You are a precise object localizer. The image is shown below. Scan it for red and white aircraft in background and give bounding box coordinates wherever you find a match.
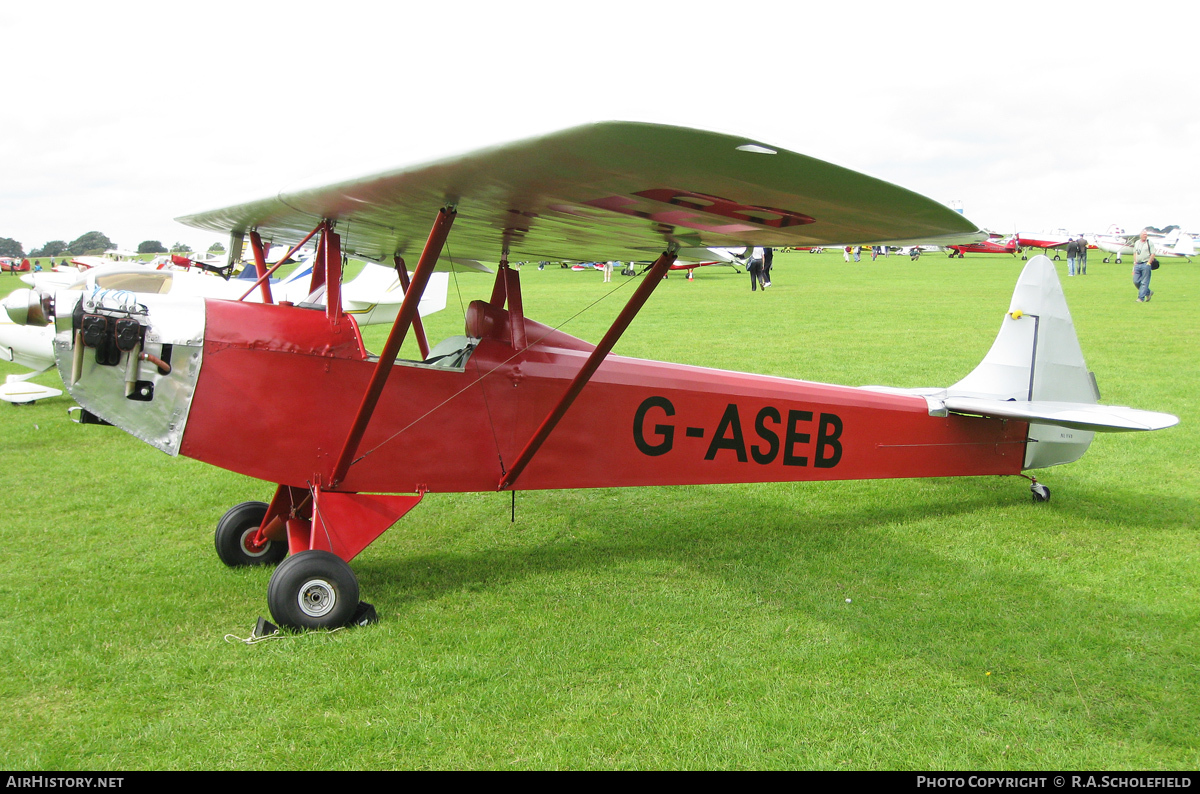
[5,123,1177,631]
[947,233,1019,257]
[1016,230,1076,260]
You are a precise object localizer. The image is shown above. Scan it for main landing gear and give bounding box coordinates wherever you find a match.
[214,488,423,631]
[214,501,288,567]
[214,501,367,631]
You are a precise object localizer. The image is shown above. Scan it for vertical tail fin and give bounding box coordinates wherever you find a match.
[948,255,1098,468]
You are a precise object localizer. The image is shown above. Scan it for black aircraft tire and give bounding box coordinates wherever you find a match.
[268,550,360,631]
[215,501,287,567]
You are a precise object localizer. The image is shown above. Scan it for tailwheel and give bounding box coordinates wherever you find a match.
[267,550,360,631]
[215,501,288,567]
[1030,481,1051,503]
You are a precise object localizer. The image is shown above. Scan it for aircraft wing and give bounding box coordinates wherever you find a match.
[942,397,1179,433]
[177,122,983,266]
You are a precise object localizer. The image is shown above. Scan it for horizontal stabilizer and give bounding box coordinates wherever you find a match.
[943,397,1179,433]
[0,377,62,404]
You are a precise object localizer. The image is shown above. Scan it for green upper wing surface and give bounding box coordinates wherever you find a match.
[177,122,981,266]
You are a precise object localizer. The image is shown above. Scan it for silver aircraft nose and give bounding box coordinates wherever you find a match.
[53,290,206,456]
[2,289,52,327]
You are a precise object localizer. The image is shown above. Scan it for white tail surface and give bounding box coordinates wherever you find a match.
[863,255,1178,470]
[950,256,1100,468]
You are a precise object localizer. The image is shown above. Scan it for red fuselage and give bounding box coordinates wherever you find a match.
[179,298,1027,494]
[948,238,1018,256]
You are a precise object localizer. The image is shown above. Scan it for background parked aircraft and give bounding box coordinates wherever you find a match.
[1,259,449,402]
[947,234,1018,257]
[1092,225,1196,263]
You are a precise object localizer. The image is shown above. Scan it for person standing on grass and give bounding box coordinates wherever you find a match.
[1066,237,1079,276]
[1078,236,1087,275]
[744,247,764,291]
[762,247,773,287]
[1132,230,1155,302]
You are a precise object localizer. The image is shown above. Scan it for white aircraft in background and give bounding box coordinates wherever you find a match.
[1092,225,1196,263]
[0,260,449,403]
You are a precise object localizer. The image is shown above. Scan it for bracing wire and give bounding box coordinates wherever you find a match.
[447,239,505,474]
[348,260,653,471]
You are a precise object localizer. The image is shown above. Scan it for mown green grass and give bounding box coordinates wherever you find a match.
[0,250,1194,769]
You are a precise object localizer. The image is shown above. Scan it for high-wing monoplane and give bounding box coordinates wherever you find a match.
[948,233,1019,257]
[8,123,1177,630]
[1092,226,1195,263]
[1017,230,1075,260]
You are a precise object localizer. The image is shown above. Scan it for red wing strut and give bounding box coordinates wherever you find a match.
[329,207,457,487]
[498,250,678,491]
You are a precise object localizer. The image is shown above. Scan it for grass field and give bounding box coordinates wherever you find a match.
[0,250,1195,770]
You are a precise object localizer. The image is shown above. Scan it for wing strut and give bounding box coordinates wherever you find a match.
[322,224,343,323]
[238,222,324,302]
[486,258,529,350]
[497,250,677,491]
[247,231,275,304]
[393,256,430,359]
[328,207,457,488]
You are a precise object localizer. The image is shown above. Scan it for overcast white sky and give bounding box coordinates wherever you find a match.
[3,0,1196,254]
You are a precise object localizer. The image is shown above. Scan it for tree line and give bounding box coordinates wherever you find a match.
[0,232,223,259]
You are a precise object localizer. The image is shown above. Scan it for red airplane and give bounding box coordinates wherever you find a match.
[9,123,1178,631]
[947,234,1019,257]
[1017,230,1074,260]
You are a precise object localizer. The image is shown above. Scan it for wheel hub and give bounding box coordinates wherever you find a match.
[239,528,271,557]
[297,578,337,617]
